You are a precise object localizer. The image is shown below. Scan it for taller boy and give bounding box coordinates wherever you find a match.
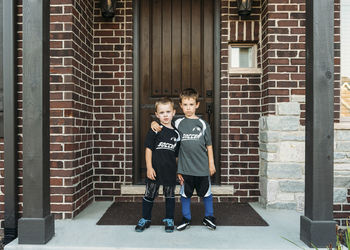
[152,88,217,230]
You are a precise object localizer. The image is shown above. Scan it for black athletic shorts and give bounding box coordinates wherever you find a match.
[144,178,175,200]
[179,175,212,198]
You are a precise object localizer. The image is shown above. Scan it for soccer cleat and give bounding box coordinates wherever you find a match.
[135,218,151,232]
[202,216,216,230]
[163,218,175,233]
[176,217,191,231]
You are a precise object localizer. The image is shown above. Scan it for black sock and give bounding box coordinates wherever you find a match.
[165,198,175,219]
[142,197,153,220]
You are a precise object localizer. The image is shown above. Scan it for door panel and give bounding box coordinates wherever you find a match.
[138,0,215,183]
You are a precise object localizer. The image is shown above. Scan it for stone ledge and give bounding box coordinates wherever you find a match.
[121,185,234,195]
[335,122,350,130]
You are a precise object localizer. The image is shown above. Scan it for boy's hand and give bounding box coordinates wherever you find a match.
[151,121,163,133]
[209,165,216,176]
[147,167,156,180]
[177,174,184,185]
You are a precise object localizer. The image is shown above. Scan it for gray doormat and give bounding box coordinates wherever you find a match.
[97,202,268,226]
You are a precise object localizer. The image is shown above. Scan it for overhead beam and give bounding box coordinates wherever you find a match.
[300,0,336,247]
[18,0,54,244]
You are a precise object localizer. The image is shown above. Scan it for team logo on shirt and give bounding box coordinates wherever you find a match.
[193,126,202,132]
[182,126,203,141]
[156,141,177,151]
[170,137,177,142]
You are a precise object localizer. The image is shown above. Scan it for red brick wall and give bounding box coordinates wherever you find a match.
[220,0,262,202]
[50,0,95,219]
[260,0,340,123]
[261,0,307,120]
[0,0,96,228]
[93,0,134,201]
[91,0,262,203]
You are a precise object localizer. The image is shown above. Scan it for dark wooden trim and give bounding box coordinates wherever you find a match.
[18,0,54,244]
[300,0,336,247]
[213,0,221,184]
[133,0,140,184]
[3,0,18,244]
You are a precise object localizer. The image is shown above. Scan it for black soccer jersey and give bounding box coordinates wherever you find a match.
[144,126,181,185]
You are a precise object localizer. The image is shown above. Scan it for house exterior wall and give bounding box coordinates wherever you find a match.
[0,0,346,230]
[221,0,262,202]
[50,0,95,219]
[259,102,350,226]
[93,0,134,202]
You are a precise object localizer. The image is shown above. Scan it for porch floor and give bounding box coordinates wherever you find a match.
[6,201,319,250]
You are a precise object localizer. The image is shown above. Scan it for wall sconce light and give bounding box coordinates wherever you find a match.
[101,0,117,18]
[236,0,252,16]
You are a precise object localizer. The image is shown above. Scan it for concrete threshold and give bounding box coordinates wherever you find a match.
[121,184,234,195]
[5,201,327,250]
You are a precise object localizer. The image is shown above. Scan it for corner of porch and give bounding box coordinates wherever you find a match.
[5,201,318,250]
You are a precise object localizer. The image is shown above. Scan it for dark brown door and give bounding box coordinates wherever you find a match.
[138,0,215,183]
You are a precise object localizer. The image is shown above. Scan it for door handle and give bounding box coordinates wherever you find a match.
[206,103,213,126]
[206,103,213,115]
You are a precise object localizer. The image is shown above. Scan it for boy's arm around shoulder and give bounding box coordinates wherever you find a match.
[207,145,216,176]
[151,121,162,133]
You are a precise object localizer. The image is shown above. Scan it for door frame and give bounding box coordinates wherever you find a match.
[133,0,221,184]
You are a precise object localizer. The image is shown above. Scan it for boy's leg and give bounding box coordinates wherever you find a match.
[136,179,159,232]
[179,175,194,220]
[163,185,176,232]
[163,185,176,219]
[203,194,214,217]
[142,180,160,220]
[196,176,216,230]
[177,175,194,231]
[195,176,213,216]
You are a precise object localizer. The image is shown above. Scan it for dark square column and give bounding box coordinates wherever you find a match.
[300,0,336,247]
[18,0,54,244]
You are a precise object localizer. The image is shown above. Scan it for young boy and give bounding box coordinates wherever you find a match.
[135,97,180,233]
[151,88,217,231]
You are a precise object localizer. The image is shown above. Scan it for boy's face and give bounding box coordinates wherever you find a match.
[155,103,176,126]
[180,97,199,118]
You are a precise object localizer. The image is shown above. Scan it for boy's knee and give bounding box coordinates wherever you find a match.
[180,187,194,198]
[144,181,158,201]
[181,192,193,198]
[196,184,211,197]
[163,186,175,198]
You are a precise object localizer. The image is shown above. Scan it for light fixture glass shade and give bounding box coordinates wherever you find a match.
[236,0,252,16]
[101,0,117,18]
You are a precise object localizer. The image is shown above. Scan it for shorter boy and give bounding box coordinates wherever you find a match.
[135,97,180,233]
[152,88,217,231]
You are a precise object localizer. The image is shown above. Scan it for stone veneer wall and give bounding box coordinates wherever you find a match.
[334,123,350,225]
[259,102,350,226]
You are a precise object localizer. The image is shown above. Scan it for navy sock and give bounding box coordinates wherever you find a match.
[181,196,191,220]
[142,197,153,220]
[203,194,214,217]
[165,198,175,219]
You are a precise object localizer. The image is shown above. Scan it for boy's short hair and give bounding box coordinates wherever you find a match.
[179,88,199,103]
[155,97,175,111]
